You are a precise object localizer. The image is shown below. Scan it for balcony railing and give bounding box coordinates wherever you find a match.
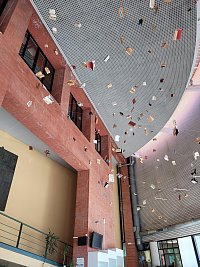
[0,212,73,266]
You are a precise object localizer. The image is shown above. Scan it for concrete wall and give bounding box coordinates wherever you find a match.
[150,242,160,267]
[0,130,77,244]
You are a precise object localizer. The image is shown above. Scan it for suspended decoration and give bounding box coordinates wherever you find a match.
[118,0,125,18]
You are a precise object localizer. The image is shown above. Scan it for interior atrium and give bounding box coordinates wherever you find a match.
[1,0,200,267]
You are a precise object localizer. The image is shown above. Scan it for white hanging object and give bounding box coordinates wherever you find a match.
[115,135,120,142]
[149,0,155,8]
[27,101,32,107]
[104,55,110,62]
[74,22,82,28]
[52,27,57,34]
[194,152,199,160]
[43,95,54,105]
[150,184,155,189]
[109,174,115,183]
[164,154,169,161]
[49,9,57,20]
[143,200,147,205]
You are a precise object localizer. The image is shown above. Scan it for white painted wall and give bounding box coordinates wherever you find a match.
[178,236,198,267]
[150,242,160,267]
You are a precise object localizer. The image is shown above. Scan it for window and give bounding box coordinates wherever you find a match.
[158,239,182,267]
[95,130,101,155]
[0,0,8,17]
[19,31,55,93]
[68,94,83,131]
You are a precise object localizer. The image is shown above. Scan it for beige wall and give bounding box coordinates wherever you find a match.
[0,130,77,245]
[112,158,122,249]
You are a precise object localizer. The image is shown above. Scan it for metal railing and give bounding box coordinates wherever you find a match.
[0,212,73,266]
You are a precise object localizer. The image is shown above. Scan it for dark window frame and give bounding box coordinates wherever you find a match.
[68,94,83,132]
[19,31,55,93]
[158,239,183,267]
[0,0,8,17]
[95,130,101,155]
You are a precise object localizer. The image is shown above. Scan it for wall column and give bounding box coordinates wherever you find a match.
[120,166,139,267]
[150,242,160,267]
[73,170,90,267]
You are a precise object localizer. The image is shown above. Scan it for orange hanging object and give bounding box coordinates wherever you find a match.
[118,5,125,18]
[83,60,95,71]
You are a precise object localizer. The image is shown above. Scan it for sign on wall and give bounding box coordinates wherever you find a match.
[76,257,84,267]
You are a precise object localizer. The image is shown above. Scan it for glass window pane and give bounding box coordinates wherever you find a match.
[23,36,37,69]
[19,32,28,56]
[174,248,179,254]
[34,51,46,74]
[71,99,77,123]
[163,241,167,249]
[175,254,182,267]
[76,107,82,130]
[0,0,8,16]
[42,61,54,92]
[172,239,178,247]
[158,242,162,249]
[167,240,173,248]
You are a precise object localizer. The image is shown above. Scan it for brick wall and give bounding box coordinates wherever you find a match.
[0,1,139,266]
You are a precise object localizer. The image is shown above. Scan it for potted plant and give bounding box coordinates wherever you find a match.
[43,229,59,265]
[63,244,73,267]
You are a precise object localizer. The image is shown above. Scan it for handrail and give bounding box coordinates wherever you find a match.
[0,212,72,247]
[0,212,73,265]
[0,212,47,236]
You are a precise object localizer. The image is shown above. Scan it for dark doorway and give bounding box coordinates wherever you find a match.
[0,147,18,211]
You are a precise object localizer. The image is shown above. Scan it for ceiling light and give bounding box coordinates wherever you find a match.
[104,182,109,188]
[137,206,141,211]
[77,102,83,107]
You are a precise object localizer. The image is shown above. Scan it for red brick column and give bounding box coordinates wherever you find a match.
[73,170,90,267]
[82,108,95,143]
[120,166,139,267]
[1,0,33,54]
[101,135,112,166]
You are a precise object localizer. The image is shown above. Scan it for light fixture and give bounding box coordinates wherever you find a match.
[104,182,109,188]
[43,95,54,105]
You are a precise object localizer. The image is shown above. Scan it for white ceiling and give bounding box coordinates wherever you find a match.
[135,86,200,232]
[32,0,197,157]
